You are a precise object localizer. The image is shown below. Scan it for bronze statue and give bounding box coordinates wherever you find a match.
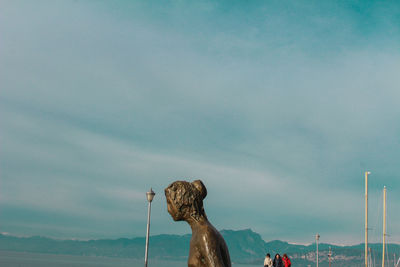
[165,180,231,267]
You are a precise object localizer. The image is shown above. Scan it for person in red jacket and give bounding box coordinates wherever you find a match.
[282,254,291,267]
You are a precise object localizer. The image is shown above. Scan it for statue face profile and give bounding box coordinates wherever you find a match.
[166,196,182,221]
[165,180,231,267]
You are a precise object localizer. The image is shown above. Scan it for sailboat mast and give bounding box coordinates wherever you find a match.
[365,171,370,267]
[382,186,387,267]
[328,246,332,267]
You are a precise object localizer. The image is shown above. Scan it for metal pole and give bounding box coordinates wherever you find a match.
[144,201,152,267]
[329,246,332,267]
[144,188,155,267]
[365,171,370,267]
[382,186,386,267]
[317,240,319,267]
[369,248,373,267]
[316,234,320,267]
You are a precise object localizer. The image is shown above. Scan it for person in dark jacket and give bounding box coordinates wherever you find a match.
[273,253,283,267]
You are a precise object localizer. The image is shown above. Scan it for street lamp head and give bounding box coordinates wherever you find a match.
[146,188,155,202]
[366,171,371,175]
[316,234,320,240]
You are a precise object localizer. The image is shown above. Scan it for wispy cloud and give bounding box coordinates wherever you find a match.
[1,0,399,243]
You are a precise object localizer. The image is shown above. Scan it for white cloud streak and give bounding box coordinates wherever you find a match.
[1,0,399,243]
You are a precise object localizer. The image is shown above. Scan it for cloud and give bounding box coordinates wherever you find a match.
[1,0,399,243]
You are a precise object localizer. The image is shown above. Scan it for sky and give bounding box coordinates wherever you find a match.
[1,0,399,245]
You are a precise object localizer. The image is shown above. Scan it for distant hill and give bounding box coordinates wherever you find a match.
[1,230,399,266]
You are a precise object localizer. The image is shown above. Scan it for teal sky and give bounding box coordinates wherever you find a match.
[1,0,399,244]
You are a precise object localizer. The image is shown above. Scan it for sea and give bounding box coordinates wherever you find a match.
[0,251,260,267]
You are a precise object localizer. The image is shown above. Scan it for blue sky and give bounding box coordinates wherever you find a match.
[1,0,399,244]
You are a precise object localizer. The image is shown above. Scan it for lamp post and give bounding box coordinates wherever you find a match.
[144,188,155,267]
[316,234,320,267]
[328,246,332,267]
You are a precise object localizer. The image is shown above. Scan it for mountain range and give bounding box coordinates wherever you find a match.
[1,229,399,266]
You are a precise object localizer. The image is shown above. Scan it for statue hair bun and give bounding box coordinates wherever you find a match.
[192,180,207,200]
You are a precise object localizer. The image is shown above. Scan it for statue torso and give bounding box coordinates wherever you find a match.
[187,222,231,267]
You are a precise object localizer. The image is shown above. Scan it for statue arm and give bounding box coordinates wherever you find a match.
[203,248,226,267]
[202,237,230,267]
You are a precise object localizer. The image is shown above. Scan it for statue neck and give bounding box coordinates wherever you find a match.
[186,214,209,230]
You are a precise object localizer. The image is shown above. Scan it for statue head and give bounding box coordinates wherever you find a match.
[164,180,207,222]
